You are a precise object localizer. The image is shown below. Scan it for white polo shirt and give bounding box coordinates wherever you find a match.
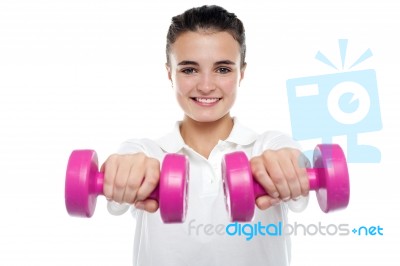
[108,118,308,266]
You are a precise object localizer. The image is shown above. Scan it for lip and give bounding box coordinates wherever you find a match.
[190,97,222,107]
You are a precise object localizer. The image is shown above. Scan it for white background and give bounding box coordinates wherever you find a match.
[1,0,399,265]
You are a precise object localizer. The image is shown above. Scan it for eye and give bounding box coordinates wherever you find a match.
[181,68,197,75]
[216,67,231,74]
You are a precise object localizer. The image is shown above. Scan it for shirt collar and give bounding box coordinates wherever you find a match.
[225,117,259,146]
[156,117,258,153]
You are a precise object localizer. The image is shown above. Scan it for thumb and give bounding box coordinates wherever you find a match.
[135,199,159,213]
[255,195,281,210]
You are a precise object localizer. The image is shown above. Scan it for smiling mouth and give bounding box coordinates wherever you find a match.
[190,97,222,104]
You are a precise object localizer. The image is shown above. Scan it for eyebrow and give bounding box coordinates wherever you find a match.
[177,60,236,66]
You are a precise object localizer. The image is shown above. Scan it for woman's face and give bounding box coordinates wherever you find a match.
[166,30,245,123]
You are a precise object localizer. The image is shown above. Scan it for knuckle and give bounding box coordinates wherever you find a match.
[126,180,139,191]
[119,154,134,165]
[301,180,310,192]
[276,147,299,158]
[107,153,134,167]
[285,170,297,182]
[270,172,285,185]
[103,176,114,187]
[106,153,119,163]
[146,157,160,169]
[134,152,147,162]
[262,150,274,160]
[290,149,303,162]
[145,175,159,188]
[302,177,310,187]
[250,157,261,169]
[280,193,291,200]
[254,169,267,180]
[285,176,296,185]
[114,198,123,204]
[114,178,126,190]
[276,148,287,154]
[103,190,112,199]
[263,149,274,156]
[113,153,144,167]
[291,190,301,198]
[291,148,302,156]
[267,165,279,178]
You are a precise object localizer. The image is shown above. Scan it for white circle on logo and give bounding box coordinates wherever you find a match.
[327,81,370,124]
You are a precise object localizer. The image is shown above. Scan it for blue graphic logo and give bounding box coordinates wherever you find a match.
[286,39,382,163]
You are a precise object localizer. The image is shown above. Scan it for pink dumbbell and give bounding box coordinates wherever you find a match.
[65,150,189,223]
[222,144,350,222]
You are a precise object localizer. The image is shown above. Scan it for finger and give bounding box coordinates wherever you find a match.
[103,155,118,200]
[123,161,145,204]
[263,153,291,201]
[136,158,160,201]
[293,152,310,197]
[255,195,281,210]
[250,158,279,199]
[278,152,302,199]
[135,199,159,213]
[112,158,134,203]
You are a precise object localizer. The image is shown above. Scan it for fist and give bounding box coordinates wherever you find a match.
[101,152,160,212]
[250,148,310,210]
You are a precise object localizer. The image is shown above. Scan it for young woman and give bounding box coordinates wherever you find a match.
[103,5,309,266]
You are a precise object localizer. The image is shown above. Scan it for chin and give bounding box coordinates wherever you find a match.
[189,113,230,123]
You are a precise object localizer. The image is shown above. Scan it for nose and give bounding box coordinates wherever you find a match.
[196,73,216,94]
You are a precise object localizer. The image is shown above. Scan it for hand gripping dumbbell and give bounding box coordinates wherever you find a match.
[222,144,350,222]
[65,150,189,223]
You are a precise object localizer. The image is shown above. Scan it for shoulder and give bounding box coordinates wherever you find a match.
[252,130,301,155]
[118,138,163,157]
[231,118,300,154]
[117,122,183,156]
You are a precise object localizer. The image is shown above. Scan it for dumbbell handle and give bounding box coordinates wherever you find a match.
[253,169,317,198]
[91,172,159,200]
[66,150,188,222]
[223,145,349,221]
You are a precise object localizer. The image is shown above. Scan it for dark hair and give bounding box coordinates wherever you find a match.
[166,5,246,67]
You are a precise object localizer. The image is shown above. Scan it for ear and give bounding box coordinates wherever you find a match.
[239,62,247,86]
[165,63,172,82]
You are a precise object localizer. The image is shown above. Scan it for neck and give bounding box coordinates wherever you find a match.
[180,114,234,159]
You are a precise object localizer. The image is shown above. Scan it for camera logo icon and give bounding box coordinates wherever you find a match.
[286,40,382,163]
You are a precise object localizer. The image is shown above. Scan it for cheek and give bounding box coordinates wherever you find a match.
[174,77,195,96]
[174,85,186,99]
[220,78,239,95]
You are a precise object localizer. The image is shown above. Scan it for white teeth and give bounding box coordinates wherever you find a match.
[195,97,220,103]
